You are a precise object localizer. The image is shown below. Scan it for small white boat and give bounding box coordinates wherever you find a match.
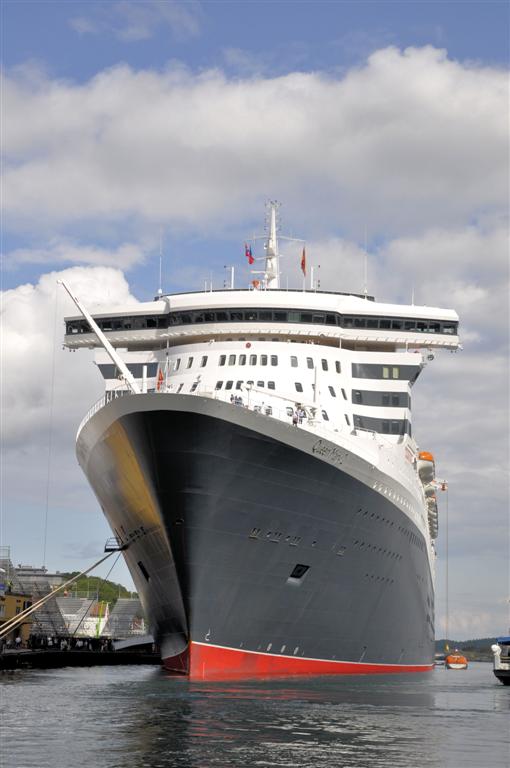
[491,638,510,685]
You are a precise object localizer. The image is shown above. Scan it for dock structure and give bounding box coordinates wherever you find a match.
[102,598,146,639]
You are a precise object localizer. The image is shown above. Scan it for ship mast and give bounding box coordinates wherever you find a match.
[264,201,280,290]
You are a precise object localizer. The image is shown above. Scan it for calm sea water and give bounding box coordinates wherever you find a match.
[1,662,508,768]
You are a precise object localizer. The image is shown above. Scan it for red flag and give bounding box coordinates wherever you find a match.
[157,368,164,391]
[300,246,306,276]
[245,243,254,265]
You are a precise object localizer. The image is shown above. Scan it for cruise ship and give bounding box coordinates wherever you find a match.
[63,204,460,679]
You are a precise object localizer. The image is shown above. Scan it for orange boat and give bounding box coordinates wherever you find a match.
[445,652,468,670]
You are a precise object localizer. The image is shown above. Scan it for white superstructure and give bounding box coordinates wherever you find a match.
[64,205,460,567]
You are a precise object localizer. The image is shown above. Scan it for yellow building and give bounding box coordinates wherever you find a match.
[0,590,33,647]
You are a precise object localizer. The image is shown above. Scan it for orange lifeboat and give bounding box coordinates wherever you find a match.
[418,451,435,483]
[445,652,468,670]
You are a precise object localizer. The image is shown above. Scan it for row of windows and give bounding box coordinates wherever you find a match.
[351,364,421,382]
[219,353,278,367]
[66,307,458,337]
[353,414,412,436]
[219,353,342,372]
[352,390,410,408]
[216,380,276,391]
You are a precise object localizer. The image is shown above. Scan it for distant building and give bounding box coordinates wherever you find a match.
[0,590,33,646]
[14,565,64,590]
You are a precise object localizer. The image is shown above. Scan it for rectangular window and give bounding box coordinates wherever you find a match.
[354,317,366,328]
[270,355,278,366]
[230,312,243,321]
[382,367,389,379]
[321,359,328,371]
[268,381,275,389]
[290,356,298,367]
[138,561,150,581]
[190,382,198,392]
[219,355,226,366]
[174,358,181,371]
[382,394,390,406]
[261,355,268,366]
[300,313,313,323]
[328,386,336,397]
[313,314,325,324]
[228,354,236,365]
[245,311,257,321]
[366,318,378,329]
[259,311,272,321]
[236,381,243,390]
[274,311,287,321]
[257,380,264,387]
[354,391,362,404]
[391,320,403,330]
[215,381,223,390]
[392,367,399,379]
[391,420,400,434]
[335,361,341,373]
[379,319,391,329]
[225,381,233,390]
[249,354,257,365]
[392,395,400,407]
[187,357,194,369]
[341,388,347,400]
[200,356,208,367]
[345,414,351,426]
[295,382,303,392]
[177,383,184,393]
[382,421,390,433]
[325,314,336,325]
[306,358,314,369]
[322,410,329,421]
[239,354,246,366]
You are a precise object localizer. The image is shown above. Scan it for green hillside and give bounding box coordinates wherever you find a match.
[58,572,137,607]
[435,638,498,661]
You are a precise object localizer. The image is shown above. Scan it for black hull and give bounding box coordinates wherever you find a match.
[77,395,434,677]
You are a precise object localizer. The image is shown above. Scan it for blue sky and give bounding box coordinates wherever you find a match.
[1,1,509,639]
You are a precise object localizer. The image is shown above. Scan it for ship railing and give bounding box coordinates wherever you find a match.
[78,383,400,467]
[77,387,133,436]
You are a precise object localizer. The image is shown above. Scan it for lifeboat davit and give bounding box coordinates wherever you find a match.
[418,451,435,483]
[445,652,468,670]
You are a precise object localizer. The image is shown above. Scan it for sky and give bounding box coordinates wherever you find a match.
[1,0,508,640]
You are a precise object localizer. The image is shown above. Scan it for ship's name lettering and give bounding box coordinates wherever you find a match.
[312,440,344,465]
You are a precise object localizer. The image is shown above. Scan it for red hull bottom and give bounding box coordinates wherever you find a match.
[163,641,434,680]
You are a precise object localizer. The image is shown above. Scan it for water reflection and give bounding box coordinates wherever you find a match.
[2,664,508,768]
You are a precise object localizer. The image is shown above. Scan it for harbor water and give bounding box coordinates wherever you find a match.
[1,662,508,767]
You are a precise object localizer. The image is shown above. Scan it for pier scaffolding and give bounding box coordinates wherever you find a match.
[102,598,146,640]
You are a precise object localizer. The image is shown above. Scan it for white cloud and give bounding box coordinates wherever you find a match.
[3,46,507,237]
[69,1,202,43]
[5,239,146,270]
[1,266,139,582]
[1,266,137,447]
